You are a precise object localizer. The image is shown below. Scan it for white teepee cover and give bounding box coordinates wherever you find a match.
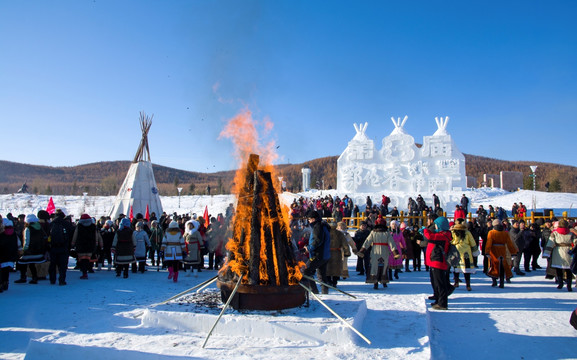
[108,113,163,220]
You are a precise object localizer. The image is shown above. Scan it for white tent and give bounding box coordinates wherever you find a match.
[108,112,163,220]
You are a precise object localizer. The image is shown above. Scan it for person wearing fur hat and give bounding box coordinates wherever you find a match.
[485,219,518,288]
[423,217,453,310]
[357,217,399,289]
[543,219,576,291]
[161,221,185,282]
[182,220,203,277]
[451,221,478,291]
[132,222,151,273]
[112,218,136,279]
[71,214,103,279]
[0,218,22,292]
[15,214,49,284]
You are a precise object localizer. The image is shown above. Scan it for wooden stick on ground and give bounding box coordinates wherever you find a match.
[299,282,371,345]
[202,273,244,348]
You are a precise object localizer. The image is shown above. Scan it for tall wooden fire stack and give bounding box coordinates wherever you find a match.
[217,154,306,310]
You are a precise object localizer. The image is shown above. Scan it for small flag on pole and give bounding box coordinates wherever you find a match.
[203,205,209,226]
[46,197,55,214]
[145,204,150,222]
[129,205,134,221]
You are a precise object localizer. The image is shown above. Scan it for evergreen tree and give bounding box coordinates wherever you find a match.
[549,178,562,192]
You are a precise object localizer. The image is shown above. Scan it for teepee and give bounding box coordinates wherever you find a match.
[109,112,163,220]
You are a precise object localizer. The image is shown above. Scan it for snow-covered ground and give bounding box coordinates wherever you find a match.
[1,188,577,359]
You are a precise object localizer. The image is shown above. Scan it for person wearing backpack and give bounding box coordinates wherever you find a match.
[423,216,452,310]
[301,210,331,294]
[48,209,73,285]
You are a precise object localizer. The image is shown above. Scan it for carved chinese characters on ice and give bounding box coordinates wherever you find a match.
[337,116,467,194]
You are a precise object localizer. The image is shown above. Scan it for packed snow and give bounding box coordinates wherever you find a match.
[1,188,576,360]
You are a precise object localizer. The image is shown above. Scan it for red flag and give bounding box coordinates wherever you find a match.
[145,204,150,222]
[46,197,55,214]
[129,205,134,221]
[203,205,209,226]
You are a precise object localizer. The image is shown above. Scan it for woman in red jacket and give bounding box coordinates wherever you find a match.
[424,217,452,310]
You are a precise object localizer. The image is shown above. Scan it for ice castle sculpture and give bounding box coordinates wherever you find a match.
[337,116,466,194]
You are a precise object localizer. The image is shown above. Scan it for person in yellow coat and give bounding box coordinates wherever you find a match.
[485,219,518,288]
[451,222,478,291]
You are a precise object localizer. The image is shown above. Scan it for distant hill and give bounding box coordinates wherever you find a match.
[1,154,576,195]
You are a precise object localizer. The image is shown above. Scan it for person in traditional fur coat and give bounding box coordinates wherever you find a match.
[0,218,22,292]
[543,219,576,291]
[15,214,48,284]
[183,220,203,277]
[337,221,356,279]
[71,214,103,280]
[451,222,477,291]
[161,221,185,282]
[358,217,399,289]
[325,223,351,288]
[132,222,150,273]
[485,219,518,288]
[111,218,135,279]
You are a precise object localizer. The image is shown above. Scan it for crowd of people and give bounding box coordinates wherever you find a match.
[1,195,576,313]
[0,205,235,291]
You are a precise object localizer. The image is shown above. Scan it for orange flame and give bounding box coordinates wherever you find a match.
[218,108,302,285]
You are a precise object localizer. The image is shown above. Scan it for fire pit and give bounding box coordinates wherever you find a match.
[218,154,306,310]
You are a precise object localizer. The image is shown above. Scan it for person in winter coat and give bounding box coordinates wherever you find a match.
[388,220,406,281]
[111,218,136,279]
[15,214,48,284]
[99,220,115,271]
[523,223,541,272]
[454,206,466,221]
[358,217,399,289]
[411,225,426,271]
[48,209,74,285]
[460,194,469,214]
[325,223,351,288]
[0,218,22,292]
[509,220,526,276]
[541,219,556,279]
[161,221,185,282]
[183,220,203,277]
[207,218,226,270]
[71,214,103,280]
[132,222,151,273]
[337,221,356,279]
[302,210,331,294]
[148,220,164,268]
[451,222,477,291]
[485,219,518,288]
[543,219,576,291]
[423,217,452,310]
[353,221,371,276]
[401,222,414,272]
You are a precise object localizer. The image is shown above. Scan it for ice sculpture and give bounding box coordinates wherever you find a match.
[337,116,467,194]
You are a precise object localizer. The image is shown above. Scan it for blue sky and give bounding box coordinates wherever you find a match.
[1,1,576,173]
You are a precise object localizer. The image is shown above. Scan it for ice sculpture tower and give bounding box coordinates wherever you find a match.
[337,116,466,194]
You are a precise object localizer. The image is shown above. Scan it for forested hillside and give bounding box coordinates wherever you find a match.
[1,153,576,195]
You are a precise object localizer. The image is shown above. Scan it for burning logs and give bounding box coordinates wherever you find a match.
[218,154,305,310]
